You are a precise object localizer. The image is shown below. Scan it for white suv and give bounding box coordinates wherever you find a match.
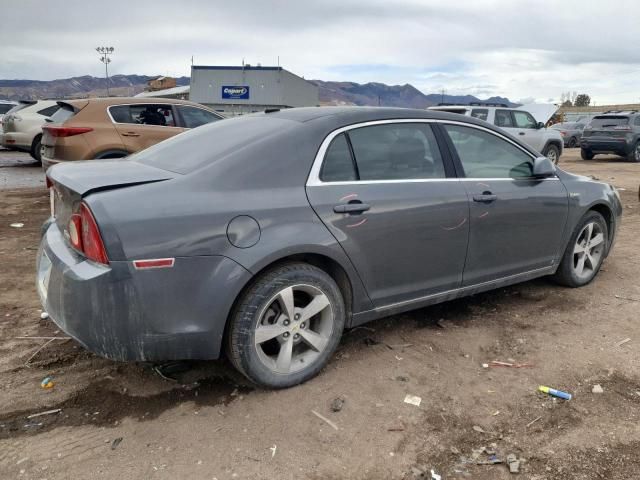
[1,100,60,162]
[429,104,563,164]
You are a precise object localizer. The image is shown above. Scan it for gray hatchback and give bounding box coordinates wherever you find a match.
[38,107,622,388]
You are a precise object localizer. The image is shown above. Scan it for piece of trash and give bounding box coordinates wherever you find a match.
[404,394,421,407]
[10,223,24,228]
[431,469,442,480]
[311,410,339,430]
[27,408,61,419]
[526,416,542,428]
[538,385,572,400]
[450,446,460,455]
[615,337,631,347]
[40,376,54,389]
[40,312,49,320]
[395,355,403,361]
[482,363,489,368]
[330,396,345,412]
[492,410,500,416]
[489,360,533,368]
[592,384,604,394]
[111,437,123,450]
[269,444,277,458]
[506,453,520,473]
[472,425,485,433]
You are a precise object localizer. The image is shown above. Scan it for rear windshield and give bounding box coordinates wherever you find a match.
[590,116,629,128]
[0,104,15,115]
[50,104,76,124]
[133,115,296,174]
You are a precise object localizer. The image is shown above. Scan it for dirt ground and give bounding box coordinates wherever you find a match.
[1,149,639,480]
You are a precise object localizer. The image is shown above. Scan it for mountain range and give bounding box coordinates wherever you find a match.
[0,74,516,108]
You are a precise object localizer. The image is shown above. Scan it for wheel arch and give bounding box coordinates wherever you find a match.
[543,138,563,153]
[587,202,614,246]
[94,149,130,159]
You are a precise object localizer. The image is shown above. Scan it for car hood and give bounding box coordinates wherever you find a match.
[519,103,559,124]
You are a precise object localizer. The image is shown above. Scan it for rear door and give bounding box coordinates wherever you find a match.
[110,103,185,152]
[441,123,568,285]
[306,120,470,308]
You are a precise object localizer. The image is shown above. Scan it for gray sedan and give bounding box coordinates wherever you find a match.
[552,122,586,148]
[38,107,622,388]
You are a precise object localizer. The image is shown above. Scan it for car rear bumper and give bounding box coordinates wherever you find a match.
[1,132,32,150]
[581,138,632,154]
[37,221,252,361]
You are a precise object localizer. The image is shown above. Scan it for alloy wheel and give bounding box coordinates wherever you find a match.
[546,148,558,164]
[572,222,605,280]
[635,143,640,162]
[254,284,334,375]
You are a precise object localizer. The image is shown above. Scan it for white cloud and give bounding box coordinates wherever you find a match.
[1,0,639,103]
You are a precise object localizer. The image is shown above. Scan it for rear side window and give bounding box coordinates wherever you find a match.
[177,106,221,128]
[50,105,75,124]
[37,105,59,117]
[320,134,356,182]
[513,111,537,128]
[494,110,514,127]
[590,116,629,128]
[0,104,14,114]
[347,123,446,180]
[471,109,488,121]
[444,124,533,179]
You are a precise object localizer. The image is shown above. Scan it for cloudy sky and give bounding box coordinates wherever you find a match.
[2,0,639,104]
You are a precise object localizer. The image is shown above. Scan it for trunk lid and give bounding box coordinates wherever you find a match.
[47,159,176,231]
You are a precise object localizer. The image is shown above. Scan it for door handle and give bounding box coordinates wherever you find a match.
[518,132,525,135]
[473,194,497,203]
[333,202,371,214]
[121,132,141,137]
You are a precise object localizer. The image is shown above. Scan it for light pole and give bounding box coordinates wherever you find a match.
[96,46,114,96]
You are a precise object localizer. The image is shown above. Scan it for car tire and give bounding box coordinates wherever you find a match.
[626,141,640,163]
[226,262,345,389]
[568,137,577,148]
[543,144,560,164]
[581,148,594,160]
[553,211,608,288]
[30,135,42,163]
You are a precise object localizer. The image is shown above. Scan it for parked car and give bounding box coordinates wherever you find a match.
[581,111,640,162]
[41,97,224,170]
[0,100,18,147]
[428,104,564,164]
[38,107,621,388]
[1,100,60,161]
[551,122,586,148]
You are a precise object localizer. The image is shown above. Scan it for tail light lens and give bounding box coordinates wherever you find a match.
[44,126,93,137]
[67,202,109,264]
[560,131,566,136]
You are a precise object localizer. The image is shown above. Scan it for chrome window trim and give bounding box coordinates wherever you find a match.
[106,103,220,128]
[306,118,556,186]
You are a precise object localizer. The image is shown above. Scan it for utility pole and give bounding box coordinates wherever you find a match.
[441,89,446,104]
[96,46,114,96]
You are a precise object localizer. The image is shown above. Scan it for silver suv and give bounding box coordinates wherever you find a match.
[429,104,564,163]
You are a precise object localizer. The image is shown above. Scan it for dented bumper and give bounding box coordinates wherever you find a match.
[36,221,252,361]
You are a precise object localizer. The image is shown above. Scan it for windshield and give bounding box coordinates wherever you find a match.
[590,116,629,128]
[133,114,297,174]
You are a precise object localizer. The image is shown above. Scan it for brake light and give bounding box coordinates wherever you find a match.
[44,126,93,138]
[67,203,108,264]
[560,131,567,136]
[45,175,53,189]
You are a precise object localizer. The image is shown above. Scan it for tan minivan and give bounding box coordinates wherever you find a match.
[41,97,224,169]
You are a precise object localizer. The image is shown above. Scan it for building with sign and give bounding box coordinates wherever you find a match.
[189,65,319,116]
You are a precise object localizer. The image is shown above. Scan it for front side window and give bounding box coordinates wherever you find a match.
[444,124,533,179]
[513,111,537,129]
[494,109,514,127]
[347,123,446,180]
[177,106,221,128]
[471,109,488,121]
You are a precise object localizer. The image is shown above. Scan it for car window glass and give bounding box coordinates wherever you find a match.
[444,124,533,179]
[0,104,14,114]
[590,116,628,128]
[494,110,514,127]
[50,105,75,123]
[129,104,176,127]
[513,111,537,128]
[37,105,59,117]
[348,123,445,180]
[177,106,221,128]
[320,134,357,182]
[470,109,488,121]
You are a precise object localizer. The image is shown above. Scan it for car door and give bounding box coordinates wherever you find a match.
[110,103,185,152]
[440,123,568,286]
[512,110,545,152]
[306,120,470,308]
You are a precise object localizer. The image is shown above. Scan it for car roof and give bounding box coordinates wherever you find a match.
[62,97,202,108]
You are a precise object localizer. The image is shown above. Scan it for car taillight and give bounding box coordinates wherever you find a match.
[45,175,53,189]
[44,126,93,137]
[67,203,109,264]
[560,131,566,136]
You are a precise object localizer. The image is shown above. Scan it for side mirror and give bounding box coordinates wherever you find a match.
[536,121,545,129]
[533,156,556,178]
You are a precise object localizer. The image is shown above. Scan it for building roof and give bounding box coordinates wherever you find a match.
[192,65,283,71]
[135,86,190,98]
